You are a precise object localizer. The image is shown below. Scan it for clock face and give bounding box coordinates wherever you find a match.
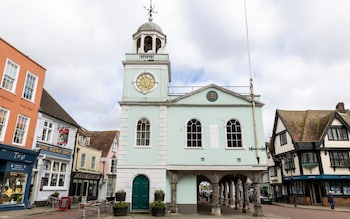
[136,72,156,92]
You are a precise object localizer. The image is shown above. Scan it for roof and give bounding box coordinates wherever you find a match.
[137,21,163,33]
[277,109,340,142]
[40,89,80,127]
[84,130,119,157]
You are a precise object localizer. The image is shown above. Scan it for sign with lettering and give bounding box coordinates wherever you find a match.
[73,172,101,180]
[0,144,38,164]
[5,161,32,172]
[36,143,72,159]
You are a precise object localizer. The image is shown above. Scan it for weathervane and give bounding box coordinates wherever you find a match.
[144,0,157,21]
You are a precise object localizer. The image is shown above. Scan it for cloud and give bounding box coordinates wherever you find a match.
[1,0,350,139]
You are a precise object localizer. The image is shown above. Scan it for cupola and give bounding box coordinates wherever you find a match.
[132,3,166,54]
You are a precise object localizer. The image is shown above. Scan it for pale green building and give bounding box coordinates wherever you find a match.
[116,13,267,216]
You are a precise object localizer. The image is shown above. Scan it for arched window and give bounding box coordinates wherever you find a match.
[136,118,150,146]
[226,119,242,147]
[187,119,202,147]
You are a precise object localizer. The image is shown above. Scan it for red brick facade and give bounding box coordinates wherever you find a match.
[0,38,46,149]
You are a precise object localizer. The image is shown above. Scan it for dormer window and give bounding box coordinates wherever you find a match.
[327,126,348,141]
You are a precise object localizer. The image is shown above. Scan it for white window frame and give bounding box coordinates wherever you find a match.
[0,107,10,141]
[136,118,151,147]
[22,71,38,102]
[226,119,243,148]
[41,120,53,143]
[43,160,67,188]
[13,114,29,145]
[1,59,20,93]
[186,119,202,148]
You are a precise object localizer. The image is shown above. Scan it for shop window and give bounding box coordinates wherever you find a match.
[59,175,65,187]
[0,172,27,205]
[43,173,49,186]
[326,181,350,195]
[50,174,58,186]
[42,160,67,188]
[294,181,304,194]
[343,186,350,195]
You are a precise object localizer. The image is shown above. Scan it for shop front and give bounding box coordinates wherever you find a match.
[0,144,39,211]
[69,172,101,201]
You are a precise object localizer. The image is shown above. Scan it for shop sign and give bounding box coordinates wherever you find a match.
[6,161,31,172]
[73,172,100,180]
[36,143,72,159]
[58,128,69,145]
[0,146,37,163]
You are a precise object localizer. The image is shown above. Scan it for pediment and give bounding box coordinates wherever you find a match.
[170,84,263,106]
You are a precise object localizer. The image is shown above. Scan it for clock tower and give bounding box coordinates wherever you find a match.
[121,9,170,102]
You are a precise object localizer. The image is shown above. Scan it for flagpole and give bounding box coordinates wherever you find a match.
[244,1,260,164]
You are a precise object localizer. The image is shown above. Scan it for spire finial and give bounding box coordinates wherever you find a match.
[144,0,157,22]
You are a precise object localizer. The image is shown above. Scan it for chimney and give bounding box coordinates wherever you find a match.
[336,102,346,113]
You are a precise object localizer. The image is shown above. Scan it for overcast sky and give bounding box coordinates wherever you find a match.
[2,0,350,140]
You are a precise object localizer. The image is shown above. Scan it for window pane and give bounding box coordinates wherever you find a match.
[23,72,37,101]
[0,108,9,140]
[13,115,29,145]
[136,119,150,146]
[58,175,65,186]
[226,119,242,148]
[1,60,19,92]
[50,174,58,186]
[61,163,67,172]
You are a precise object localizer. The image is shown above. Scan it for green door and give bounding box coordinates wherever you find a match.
[132,175,149,210]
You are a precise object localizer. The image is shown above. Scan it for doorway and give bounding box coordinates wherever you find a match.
[310,183,321,205]
[132,175,149,211]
